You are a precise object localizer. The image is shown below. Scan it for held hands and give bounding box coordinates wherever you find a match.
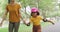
[23,19,30,26]
[26,23,30,26]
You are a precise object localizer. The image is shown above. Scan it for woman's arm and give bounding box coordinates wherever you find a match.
[1,5,9,23]
[0,11,8,26]
[18,6,26,24]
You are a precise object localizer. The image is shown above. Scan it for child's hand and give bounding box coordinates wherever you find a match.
[26,23,30,26]
[23,19,30,26]
[51,22,55,25]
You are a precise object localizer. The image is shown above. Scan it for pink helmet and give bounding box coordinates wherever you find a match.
[31,7,38,12]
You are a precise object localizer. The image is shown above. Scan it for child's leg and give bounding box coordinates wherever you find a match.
[37,26,41,32]
[14,22,20,32]
[33,25,38,32]
[33,27,37,32]
[37,29,41,32]
[9,22,14,32]
[33,25,41,32]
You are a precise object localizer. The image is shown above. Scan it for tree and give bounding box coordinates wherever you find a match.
[8,0,10,3]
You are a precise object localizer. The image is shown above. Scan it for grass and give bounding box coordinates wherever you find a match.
[0,22,51,32]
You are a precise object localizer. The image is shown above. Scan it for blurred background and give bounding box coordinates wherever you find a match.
[0,0,60,32]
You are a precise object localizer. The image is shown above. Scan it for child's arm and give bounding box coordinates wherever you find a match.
[43,18,54,25]
[47,20,54,25]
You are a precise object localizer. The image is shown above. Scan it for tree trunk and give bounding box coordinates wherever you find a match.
[8,0,10,3]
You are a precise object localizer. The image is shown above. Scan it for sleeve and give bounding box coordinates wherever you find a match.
[17,4,21,16]
[39,16,47,22]
[39,16,43,20]
[18,4,21,9]
[6,5,9,12]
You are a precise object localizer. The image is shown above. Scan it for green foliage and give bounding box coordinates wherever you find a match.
[0,0,59,17]
[0,0,8,16]
[0,22,51,32]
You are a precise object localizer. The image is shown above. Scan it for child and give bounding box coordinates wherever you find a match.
[24,7,54,32]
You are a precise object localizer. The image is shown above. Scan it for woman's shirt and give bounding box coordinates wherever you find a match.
[6,3,21,22]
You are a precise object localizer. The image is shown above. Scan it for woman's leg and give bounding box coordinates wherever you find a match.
[9,22,14,32]
[14,22,20,32]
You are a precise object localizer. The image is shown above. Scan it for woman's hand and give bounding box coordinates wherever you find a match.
[0,21,3,27]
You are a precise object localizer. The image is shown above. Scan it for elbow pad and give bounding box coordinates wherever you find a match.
[43,19,47,22]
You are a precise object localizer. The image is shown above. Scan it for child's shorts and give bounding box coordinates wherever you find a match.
[33,25,41,32]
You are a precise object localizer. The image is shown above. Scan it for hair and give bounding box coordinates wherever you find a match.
[10,0,15,2]
[31,12,40,16]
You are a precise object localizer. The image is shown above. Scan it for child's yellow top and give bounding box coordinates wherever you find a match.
[30,16,43,25]
[6,3,21,22]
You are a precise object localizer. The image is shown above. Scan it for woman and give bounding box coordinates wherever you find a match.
[0,0,23,32]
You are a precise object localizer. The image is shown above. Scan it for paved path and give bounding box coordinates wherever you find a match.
[42,21,60,32]
[0,17,60,32]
